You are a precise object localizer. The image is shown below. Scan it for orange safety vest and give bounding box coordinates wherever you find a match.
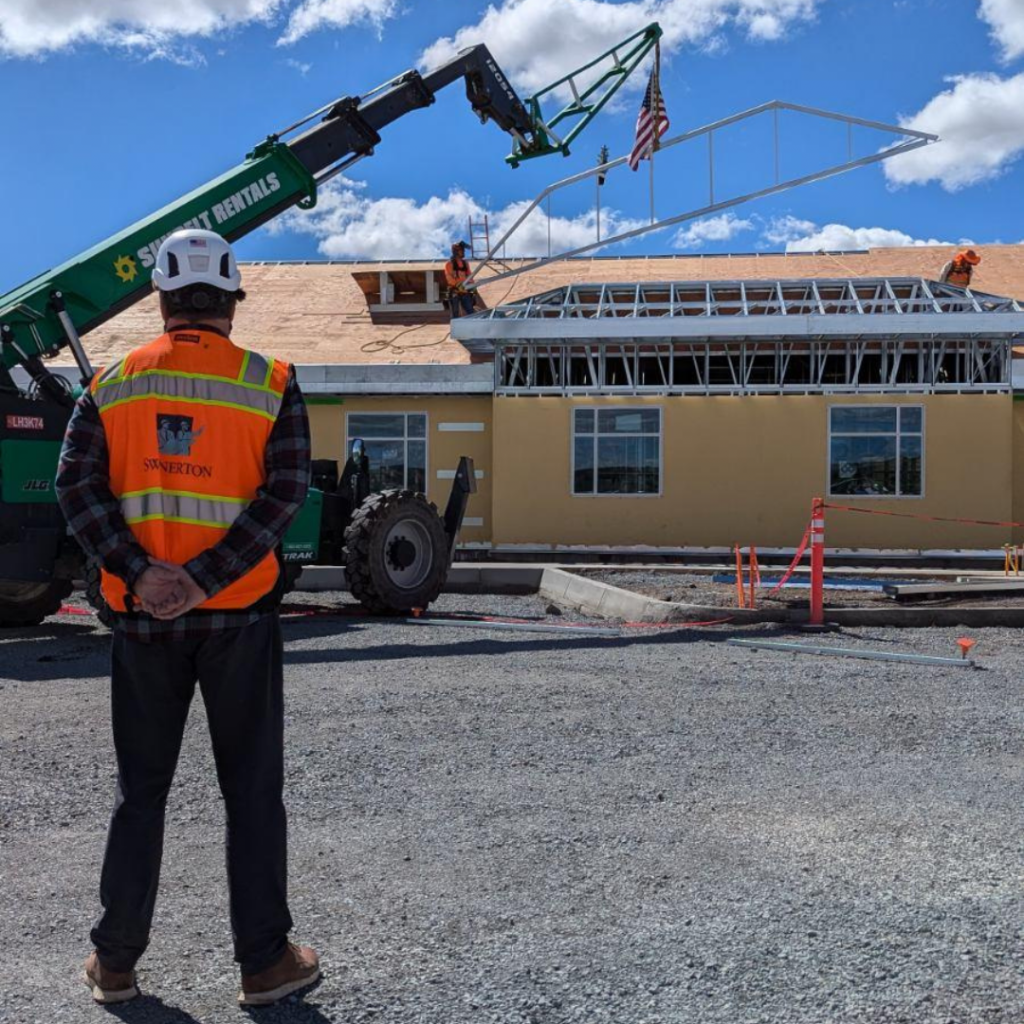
[90,329,291,613]
[444,257,470,290]
[945,259,973,287]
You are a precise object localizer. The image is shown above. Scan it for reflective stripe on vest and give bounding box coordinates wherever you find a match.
[239,349,273,388]
[93,368,280,421]
[120,488,248,529]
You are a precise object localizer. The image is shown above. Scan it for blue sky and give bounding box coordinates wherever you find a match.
[3,0,1024,294]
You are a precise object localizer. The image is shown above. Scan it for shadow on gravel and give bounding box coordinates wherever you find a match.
[102,993,202,1023]
[0,621,97,640]
[278,616,965,668]
[279,621,767,666]
[241,1007,338,1023]
[238,978,337,1023]
[97,990,338,1023]
[2,622,110,682]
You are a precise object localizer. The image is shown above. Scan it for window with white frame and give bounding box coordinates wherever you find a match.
[573,407,661,496]
[346,413,427,494]
[829,405,923,498]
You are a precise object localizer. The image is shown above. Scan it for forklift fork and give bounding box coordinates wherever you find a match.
[443,456,477,565]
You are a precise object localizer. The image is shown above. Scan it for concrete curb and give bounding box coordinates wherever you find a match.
[536,568,770,623]
[537,568,778,623]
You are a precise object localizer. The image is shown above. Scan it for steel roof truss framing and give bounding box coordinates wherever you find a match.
[493,337,1010,396]
[456,278,1024,344]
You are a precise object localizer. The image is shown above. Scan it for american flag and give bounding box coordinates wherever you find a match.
[628,53,669,171]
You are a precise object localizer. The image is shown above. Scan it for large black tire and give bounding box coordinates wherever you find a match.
[84,559,116,628]
[0,579,72,627]
[344,489,449,615]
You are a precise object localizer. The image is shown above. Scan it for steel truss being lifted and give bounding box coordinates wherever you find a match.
[467,101,938,286]
[447,278,1024,397]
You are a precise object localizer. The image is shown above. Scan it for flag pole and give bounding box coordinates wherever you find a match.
[649,41,661,224]
[649,146,655,224]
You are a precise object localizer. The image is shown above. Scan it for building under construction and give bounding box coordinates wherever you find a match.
[82,243,1024,556]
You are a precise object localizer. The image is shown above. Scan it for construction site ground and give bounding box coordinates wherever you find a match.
[578,568,1024,610]
[1,591,1020,1024]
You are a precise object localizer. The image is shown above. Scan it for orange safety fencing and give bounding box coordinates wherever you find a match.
[806,498,1024,625]
[822,503,1024,529]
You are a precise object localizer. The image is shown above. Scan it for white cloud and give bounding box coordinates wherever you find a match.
[764,216,948,252]
[284,57,311,74]
[490,199,648,256]
[419,0,821,97]
[761,214,816,245]
[0,0,284,59]
[0,0,819,65]
[884,72,1024,191]
[269,176,646,259]
[672,212,754,249]
[277,0,396,46]
[979,0,1024,62]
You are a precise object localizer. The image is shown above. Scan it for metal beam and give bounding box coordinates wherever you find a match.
[726,639,973,668]
[466,101,938,288]
[458,312,1024,341]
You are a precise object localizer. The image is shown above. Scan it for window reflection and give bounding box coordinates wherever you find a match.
[347,413,428,494]
[829,406,923,498]
[574,408,661,495]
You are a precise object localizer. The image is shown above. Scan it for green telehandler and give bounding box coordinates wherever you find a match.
[0,24,661,625]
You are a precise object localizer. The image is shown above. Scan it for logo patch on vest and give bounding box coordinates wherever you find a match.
[157,414,204,457]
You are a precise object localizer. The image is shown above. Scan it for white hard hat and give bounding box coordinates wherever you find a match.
[152,229,242,293]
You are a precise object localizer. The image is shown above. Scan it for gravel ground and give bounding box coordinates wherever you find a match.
[1,590,1021,1024]
[580,569,1024,610]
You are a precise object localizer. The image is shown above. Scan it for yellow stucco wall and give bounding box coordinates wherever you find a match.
[306,396,492,545]
[491,394,1014,550]
[1012,399,1024,545]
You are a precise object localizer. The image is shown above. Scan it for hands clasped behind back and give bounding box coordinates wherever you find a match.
[134,561,208,619]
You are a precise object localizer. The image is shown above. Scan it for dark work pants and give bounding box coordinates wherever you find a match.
[91,615,292,976]
[448,292,474,318]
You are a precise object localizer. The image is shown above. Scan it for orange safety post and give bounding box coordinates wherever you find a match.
[809,497,825,626]
[956,637,977,660]
[747,546,757,609]
[734,544,746,608]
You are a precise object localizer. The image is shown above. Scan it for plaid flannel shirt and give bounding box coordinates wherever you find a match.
[56,364,310,641]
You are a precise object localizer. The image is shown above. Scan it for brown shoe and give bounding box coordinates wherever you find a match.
[238,943,320,1006]
[82,951,138,1004]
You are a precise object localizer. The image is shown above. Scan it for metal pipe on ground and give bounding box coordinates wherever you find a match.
[727,638,975,668]
[403,617,622,637]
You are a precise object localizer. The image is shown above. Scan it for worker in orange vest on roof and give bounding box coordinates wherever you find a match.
[444,240,476,318]
[939,248,981,288]
[56,229,320,1009]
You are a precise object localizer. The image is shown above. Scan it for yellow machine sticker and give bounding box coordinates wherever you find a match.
[113,255,139,283]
